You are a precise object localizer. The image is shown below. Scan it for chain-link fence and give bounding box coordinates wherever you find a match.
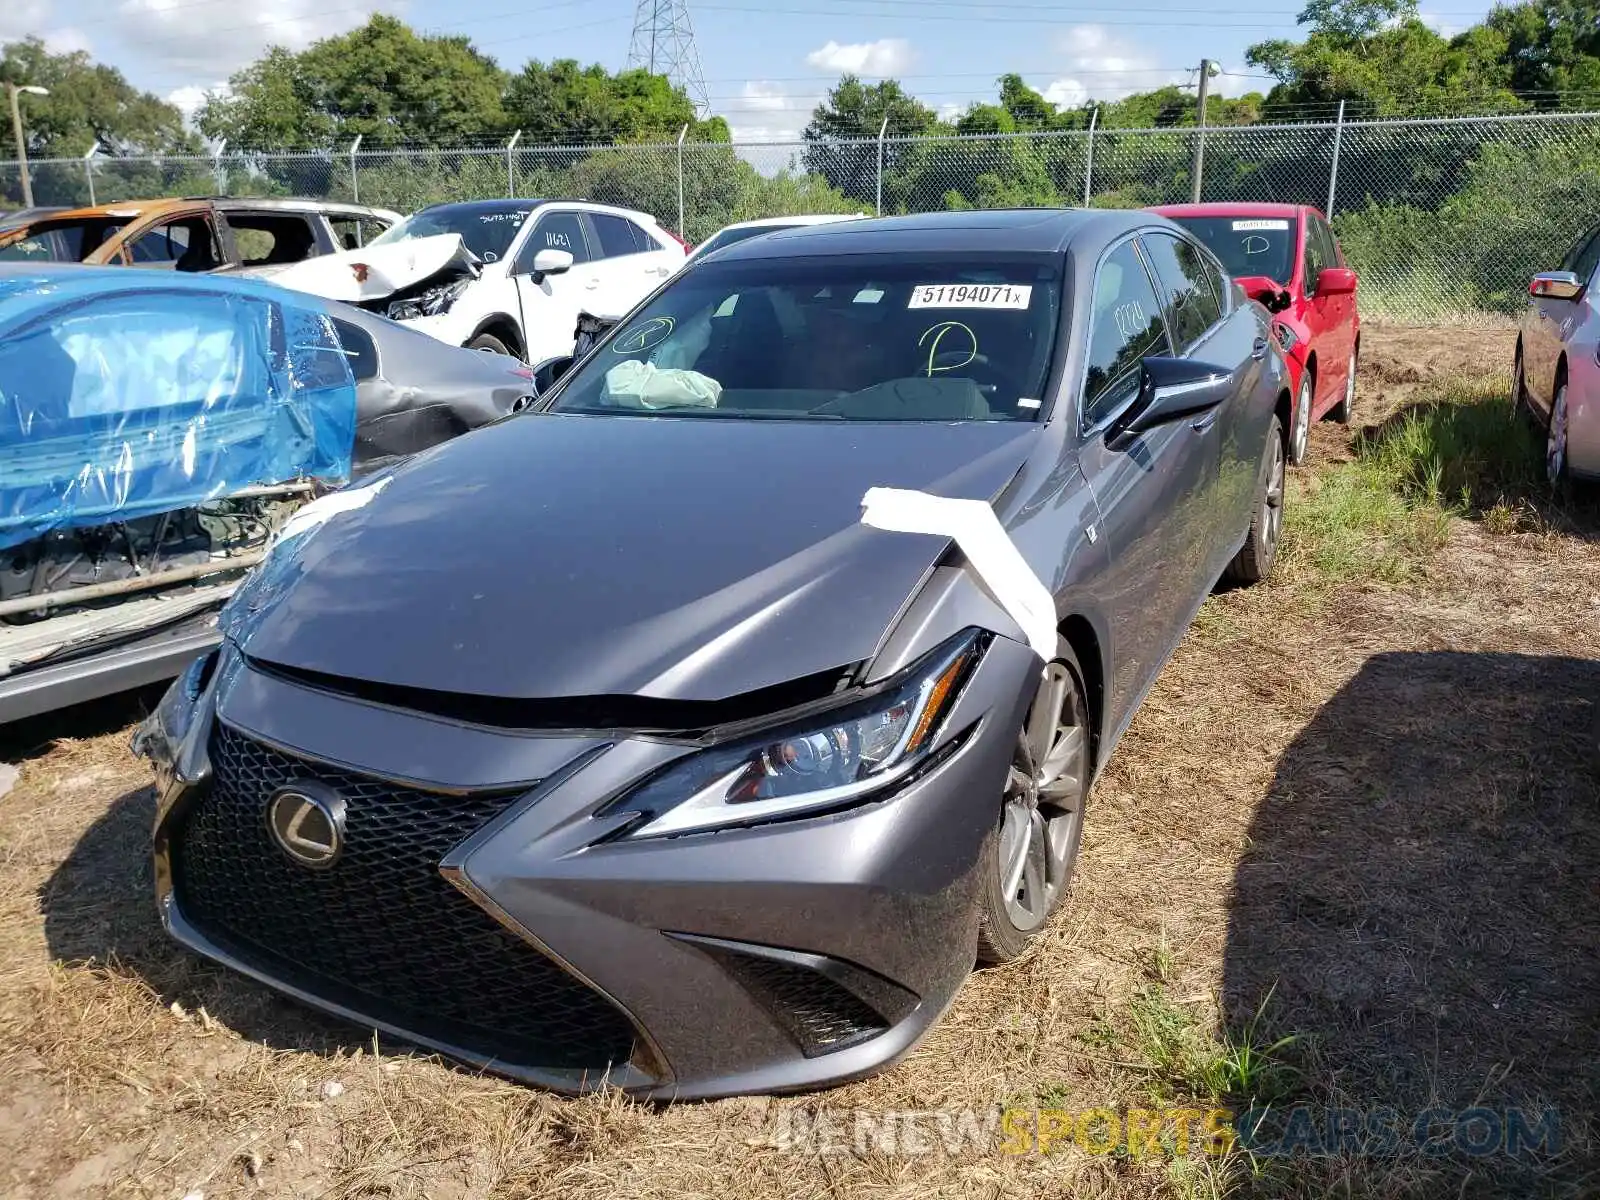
[7,109,1600,322]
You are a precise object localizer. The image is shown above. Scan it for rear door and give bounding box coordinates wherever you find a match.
[1296,210,1339,409]
[511,207,600,362]
[1074,234,1219,721]
[583,211,660,318]
[1309,212,1354,405]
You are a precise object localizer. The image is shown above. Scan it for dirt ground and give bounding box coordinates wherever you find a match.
[2,323,1595,1199]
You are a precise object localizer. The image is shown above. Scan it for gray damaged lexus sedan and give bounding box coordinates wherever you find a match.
[137,208,1290,1100]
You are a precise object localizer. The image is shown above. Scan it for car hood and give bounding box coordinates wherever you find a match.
[229,413,1041,704]
[263,233,479,303]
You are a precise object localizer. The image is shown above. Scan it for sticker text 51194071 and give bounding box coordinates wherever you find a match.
[909,284,1032,310]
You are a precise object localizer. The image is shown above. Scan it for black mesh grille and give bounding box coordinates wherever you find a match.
[704,947,889,1056]
[172,722,637,1073]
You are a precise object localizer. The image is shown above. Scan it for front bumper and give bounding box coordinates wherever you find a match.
[146,635,1036,1098]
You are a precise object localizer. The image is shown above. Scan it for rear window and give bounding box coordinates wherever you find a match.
[693,224,799,258]
[1167,215,1297,287]
[548,254,1063,422]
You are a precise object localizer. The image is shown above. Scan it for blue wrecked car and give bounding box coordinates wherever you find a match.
[0,264,539,722]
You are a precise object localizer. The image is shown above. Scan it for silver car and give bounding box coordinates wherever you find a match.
[1517,228,1600,485]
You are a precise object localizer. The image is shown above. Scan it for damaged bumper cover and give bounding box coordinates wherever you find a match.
[141,625,1038,1098]
[259,233,481,320]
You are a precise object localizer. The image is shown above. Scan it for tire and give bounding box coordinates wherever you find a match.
[1512,345,1533,423]
[1224,415,1285,587]
[975,641,1091,966]
[467,333,513,356]
[1328,348,1357,425]
[1547,379,1570,490]
[1288,371,1313,465]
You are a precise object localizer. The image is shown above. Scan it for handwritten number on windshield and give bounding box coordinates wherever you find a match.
[919,321,978,377]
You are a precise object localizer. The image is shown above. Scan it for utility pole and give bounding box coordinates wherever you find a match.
[7,83,49,209]
[1190,59,1217,204]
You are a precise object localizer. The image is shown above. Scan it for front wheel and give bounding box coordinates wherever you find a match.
[1224,415,1285,587]
[975,643,1091,966]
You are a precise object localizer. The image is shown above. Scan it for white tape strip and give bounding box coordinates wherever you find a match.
[860,486,1056,663]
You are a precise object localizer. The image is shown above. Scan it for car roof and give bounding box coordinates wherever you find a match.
[704,207,1157,261]
[1150,202,1311,220]
[5,196,396,222]
[721,214,866,231]
[413,198,663,225]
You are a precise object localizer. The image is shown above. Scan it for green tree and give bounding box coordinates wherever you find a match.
[504,60,725,144]
[199,15,509,150]
[1,36,195,158]
[1487,0,1600,101]
[802,76,939,204]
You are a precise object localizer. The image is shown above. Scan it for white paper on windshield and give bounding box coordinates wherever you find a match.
[1232,219,1290,231]
[860,487,1056,663]
[908,283,1032,310]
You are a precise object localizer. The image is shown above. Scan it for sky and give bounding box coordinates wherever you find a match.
[5,0,1505,143]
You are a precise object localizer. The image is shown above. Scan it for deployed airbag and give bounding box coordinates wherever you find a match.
[0,270,357,551]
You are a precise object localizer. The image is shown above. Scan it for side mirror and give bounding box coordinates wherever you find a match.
[1235,273,1292,313]
[1315,266,1357,296]
[1110,356,1232,441]
[526,247,574,283]
[1530,271,1583,301]
[531,354,574,397]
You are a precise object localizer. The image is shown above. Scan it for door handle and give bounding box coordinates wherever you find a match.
[1191,409,1221,433]
[585,279,599,289]
[1251,336,1269,360]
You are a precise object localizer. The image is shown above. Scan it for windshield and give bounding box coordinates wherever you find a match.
[1169,215,1297,286]
[546,254,1062,422]
[693,224,801,258]
[368,205,533,264]
[0,217,131,262]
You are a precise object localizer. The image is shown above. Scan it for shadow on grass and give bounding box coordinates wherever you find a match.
[36,785,399,1064]
[1223,651,1600,1196]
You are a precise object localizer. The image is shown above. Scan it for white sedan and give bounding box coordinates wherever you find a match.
[687,213,867,262]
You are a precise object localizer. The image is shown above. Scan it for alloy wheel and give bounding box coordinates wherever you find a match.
[1290,374,1312,464]
[997,662,1089,932]
[1263,428,1286,554]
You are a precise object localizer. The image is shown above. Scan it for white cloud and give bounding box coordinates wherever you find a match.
[724,80,819,146]
[1,0,92,55]
[1418,8,1464,37]
[1038,24,1187,111]
[166,82,228,122]
[804,38,915,77]
[115,0,403,77]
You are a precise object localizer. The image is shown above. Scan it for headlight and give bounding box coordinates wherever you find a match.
[387,277,472,321]
[606,631,985,839]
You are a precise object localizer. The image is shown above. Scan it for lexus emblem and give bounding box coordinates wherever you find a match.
[267,783,346,869]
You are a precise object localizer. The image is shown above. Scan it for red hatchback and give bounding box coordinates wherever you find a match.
[1151,202,1361,464]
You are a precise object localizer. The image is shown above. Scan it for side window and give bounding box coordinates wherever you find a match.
[1140,232,1222,353]
[1571,228,1600,286]
[628,220,661,252]
[518,211,591,270]
[225,214,317,266]
[1315,215,1343,268]
[129,217,221,272]
[1199,246,1230,315]
[1302,217,1328,296]
[329,214,390,251]
[591,213,642,259]
[330,317,379,382]
[1082,239,1171,430]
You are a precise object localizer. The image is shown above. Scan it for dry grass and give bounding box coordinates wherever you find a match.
[2,324,1597,1199]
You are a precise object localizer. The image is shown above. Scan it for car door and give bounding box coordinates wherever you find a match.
[1074,234,1220,723]
[1139,227,1248,588]
[583,211,657,319]
[512,207,600,363]
[1309,212,1354,404]
[118,211,226,272]
[1295,210,1340,408]
[1527,227,1600,416]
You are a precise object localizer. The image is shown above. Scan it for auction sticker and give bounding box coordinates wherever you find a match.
[1232,219,1290,231]
[909,283,1032,309]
